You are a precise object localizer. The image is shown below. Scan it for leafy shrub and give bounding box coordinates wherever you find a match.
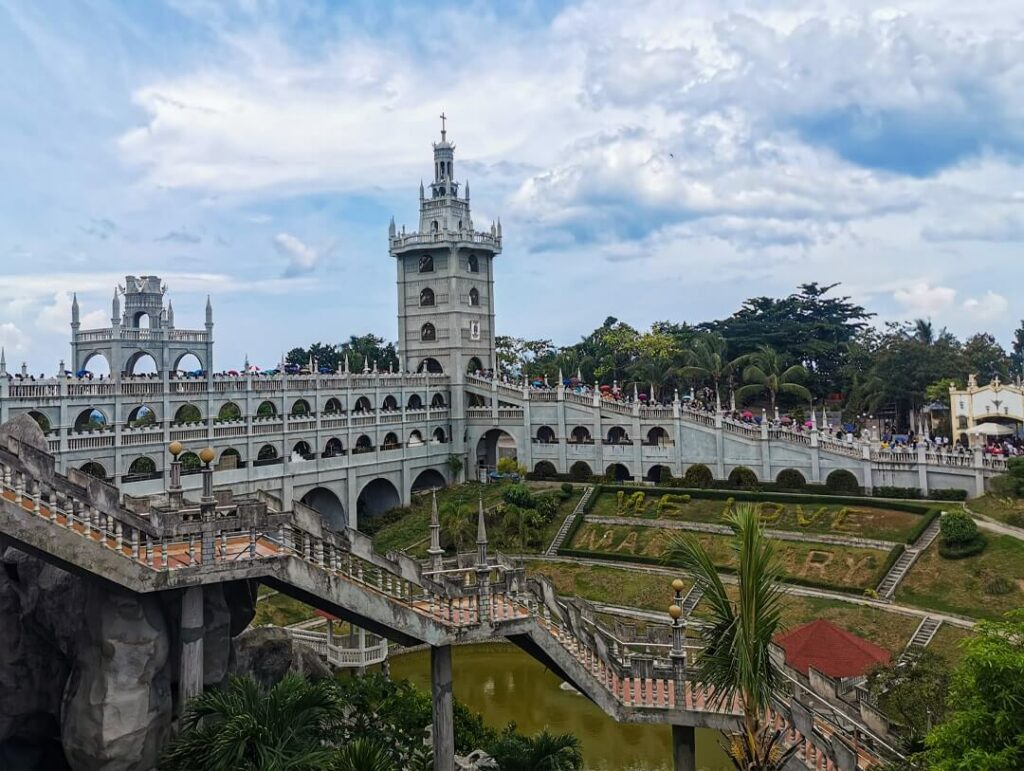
[775,468,806,490]
[940,510,978,545]
[534,496,558,521]
[1006,511,1024,528]
[497,457,527,476]
[984,574,1014,596]
[560,482,575,499]
[658,466,674,484]
[863,587,879,599]
[727,466,758,490]
[682,464,713,489]
[503,484,534,508]
[826,469,860,494]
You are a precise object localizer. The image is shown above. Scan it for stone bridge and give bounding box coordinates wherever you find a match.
[0,424,899,771]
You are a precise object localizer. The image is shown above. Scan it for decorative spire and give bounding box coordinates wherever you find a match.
[166,300,174,327]
[58,358,64,376]
[557,368,564,388]
[244,353,250,371]
[465,180,470,200]
[71,293,80,327]
[205,295,213,326]
[496,218,502,238]
[372,359,378,374]
[476,494,488,566]
[0,348,6,376]
[111,287,120,324]
[633,383,639,401]
[428,490,444,572]
[343,355,349,374]
[362,357,370,374]
[439,111,447,143]
[419,180,424,200]
[388,216,396,238]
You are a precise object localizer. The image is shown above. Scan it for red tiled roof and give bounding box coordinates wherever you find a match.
[774,619,890,679]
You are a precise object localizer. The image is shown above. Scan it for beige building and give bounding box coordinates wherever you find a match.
[950,374,1024,444]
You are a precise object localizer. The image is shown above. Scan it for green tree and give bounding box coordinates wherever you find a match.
[627,330,681,401]
[867,650,950,751]
[488,728,584,771]
[923,611,1024,770]
[160,674,344,771]
[961,333,1010,384]
[677,332,739,408]
[735,345,812,412]
[662,505,795,769]
[442,503,474,553]
[1010,321,1024,380]
[332,738,400,771]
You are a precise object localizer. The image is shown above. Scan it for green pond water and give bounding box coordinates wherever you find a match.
[390,643,732,771]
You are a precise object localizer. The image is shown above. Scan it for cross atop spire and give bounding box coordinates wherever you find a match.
[439,111,447,142]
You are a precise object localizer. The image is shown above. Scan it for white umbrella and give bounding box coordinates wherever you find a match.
[963,422,1015,436]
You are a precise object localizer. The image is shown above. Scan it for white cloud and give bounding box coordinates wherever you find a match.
[962,291,1010,322]
[892,283,957,317]
[273,233,326,277]
[0,323,28,354]
[37,292,105,335]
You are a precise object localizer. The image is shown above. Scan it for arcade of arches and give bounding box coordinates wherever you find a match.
[300,487,346,531]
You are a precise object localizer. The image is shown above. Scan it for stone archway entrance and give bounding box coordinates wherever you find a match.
[357,478,401,528]
[475,429,516,472]
[411,468,447,494]
[300,487,347,531]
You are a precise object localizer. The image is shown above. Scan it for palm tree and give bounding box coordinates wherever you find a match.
[677,333,740,409]
[662,505,796,770]
[333,738,398,771]
[442,503,474,553]
[735,345,811,412]
[490,730,584,771]
[160,674,345,771]
[913,318,934,345]
[501,504,531,550]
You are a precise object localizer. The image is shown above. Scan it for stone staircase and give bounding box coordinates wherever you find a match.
[546,485,593,556]
[680,583,703,616]
[876,517,942,599]
[0,436,897,771]
[900,617,942,662]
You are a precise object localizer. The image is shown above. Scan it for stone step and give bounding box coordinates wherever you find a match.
[545,486,593,556]
[681,584,703,616]
[901,616,942,661]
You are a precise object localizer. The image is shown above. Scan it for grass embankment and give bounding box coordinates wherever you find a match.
[926,624,975,666]
[252,592,320,627]
[589,490,923,542]
[523,560,918,654]
[568,522,889,592]
[897,534,1024,620]
[967,494,1024,527]
[371,482,582,556]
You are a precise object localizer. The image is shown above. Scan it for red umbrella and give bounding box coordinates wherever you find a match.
[742,410,753,418]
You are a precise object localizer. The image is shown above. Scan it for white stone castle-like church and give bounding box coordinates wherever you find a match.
[0,125,1004,530]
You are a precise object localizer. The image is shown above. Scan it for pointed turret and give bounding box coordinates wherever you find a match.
[388,216,396,238]
[465,180,470,201]
[419,180,425,201]
[111,288,120,326]
[166,300,174,328]
[71,293,80,329]
[427,490,444,573]
[0,348,6,377]
[343,355,350,374]
[496,218,502,239]
[205,295,213,327]
[476,494,488,567]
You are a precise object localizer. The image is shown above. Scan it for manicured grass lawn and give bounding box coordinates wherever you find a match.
[524,560,683,612]
[569,522,889,591]
[524,561,917,654]
[897,535,1024,620]
[371,482,582,556]
[926,624,974,666]
[968,494,1024,526]
[252,591,320,627]
[588,490,922,542]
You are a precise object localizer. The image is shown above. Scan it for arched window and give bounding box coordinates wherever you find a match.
[606,426,630,444]
[570,426,592,444]
[421,323,436,342]
[419,255,434,273]
[382,395,399,411]
[536,426,556,444]
[431,393,447,408]
[957,416,969,430]
[468,254,479,273]
[354,396,372,413]
[432,427,447,443]
[420,288,435,307]
[382,432,400,450]
[431,220,439,233]
[324,438,344,457]
[469,287,480,307]
[324,398,342,414]
[407,394,423,410]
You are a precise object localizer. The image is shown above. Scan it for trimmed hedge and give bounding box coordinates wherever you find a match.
[826,469,861,494]
[938,535,987,559]
[927,488,969,502]
[683,463,714,488]
[939,510,978,545]
[776,468,807,490]
[728,466,759,490]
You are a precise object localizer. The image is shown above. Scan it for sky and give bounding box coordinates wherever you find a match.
[1,0,1022,373]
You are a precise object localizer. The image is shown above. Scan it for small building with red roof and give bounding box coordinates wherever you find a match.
[774,619,890,681]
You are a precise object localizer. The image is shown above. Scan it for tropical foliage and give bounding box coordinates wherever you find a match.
[662,505,797,770]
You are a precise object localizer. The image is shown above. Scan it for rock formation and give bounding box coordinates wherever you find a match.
[0,546,257,771]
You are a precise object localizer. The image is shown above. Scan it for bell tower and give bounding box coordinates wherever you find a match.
[389,116,501,378]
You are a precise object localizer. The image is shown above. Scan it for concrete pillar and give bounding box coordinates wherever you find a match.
[671,724,696,771]
[431,644,454,771]
[180,586,205,707]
